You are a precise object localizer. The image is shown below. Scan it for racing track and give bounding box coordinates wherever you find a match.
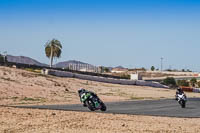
[13,98,200,118]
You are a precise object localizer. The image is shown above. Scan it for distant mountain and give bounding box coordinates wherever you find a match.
[54,60,93,68]
[6,55,107,71]
[115,66,125,69]
[7,55,48,67]
[6,55,97,69]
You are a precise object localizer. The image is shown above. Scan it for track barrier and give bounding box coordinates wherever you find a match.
[44,69,168,88]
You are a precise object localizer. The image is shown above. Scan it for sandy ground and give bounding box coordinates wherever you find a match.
[1,107,200,133]
[1,66,200,133]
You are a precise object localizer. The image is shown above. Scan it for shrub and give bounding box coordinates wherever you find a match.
[190,78,197,87]
[0,55,7,63]
[198,81,200,88]
[120,74,130,79]
[104,67,110,73]
[0,55,4,62]
[177,80,189,87]
[162,77,177,87]
[151,66,155,71]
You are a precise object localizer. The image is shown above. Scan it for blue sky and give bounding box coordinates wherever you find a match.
[0,0,200,71]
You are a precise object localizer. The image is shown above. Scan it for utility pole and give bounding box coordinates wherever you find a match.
[160,57,163,72]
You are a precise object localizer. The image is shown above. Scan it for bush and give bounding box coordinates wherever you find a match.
[197,81,200,88]
[0,55,4,62]
[162,77,177,87]
[190,78,197,87]
[104,67,110,73]
[120,74,130,79]
[151,66,155,71]
[177,80,189,87]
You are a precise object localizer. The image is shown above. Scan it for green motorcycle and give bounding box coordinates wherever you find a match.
[79,92,106,111]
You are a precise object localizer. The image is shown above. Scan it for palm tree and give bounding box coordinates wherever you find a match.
[45,39,62,68]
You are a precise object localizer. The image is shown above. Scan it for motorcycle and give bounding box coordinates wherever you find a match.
[176,93,187,108]
[80,91,106,111]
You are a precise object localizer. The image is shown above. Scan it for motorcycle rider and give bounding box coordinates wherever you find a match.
[175,87,184,100]
[78,88,97,107]
[176,87,184,94]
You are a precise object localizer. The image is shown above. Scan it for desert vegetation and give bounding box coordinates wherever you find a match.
[162,77,200,88]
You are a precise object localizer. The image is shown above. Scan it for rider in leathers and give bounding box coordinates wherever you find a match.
[78,88,97,107]
[175,87,185,100]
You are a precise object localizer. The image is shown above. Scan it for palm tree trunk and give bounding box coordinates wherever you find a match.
[50,45,53,68]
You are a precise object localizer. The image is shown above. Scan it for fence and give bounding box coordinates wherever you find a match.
[66,63,101,73]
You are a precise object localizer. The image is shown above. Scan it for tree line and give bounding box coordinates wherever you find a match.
[162,77,200,88]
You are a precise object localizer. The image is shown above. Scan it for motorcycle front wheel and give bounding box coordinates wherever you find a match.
[180,100,186,108]
[86,100,95,111]
[100,103,107,111]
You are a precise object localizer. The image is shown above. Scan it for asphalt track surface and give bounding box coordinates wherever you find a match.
[13,98,200,118]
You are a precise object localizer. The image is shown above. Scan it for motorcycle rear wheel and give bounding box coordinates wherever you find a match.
[100,103,107,111]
